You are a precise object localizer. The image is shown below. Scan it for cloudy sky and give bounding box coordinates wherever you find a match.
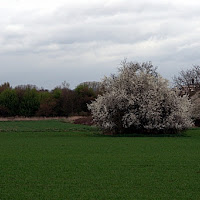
[0,0,200,89]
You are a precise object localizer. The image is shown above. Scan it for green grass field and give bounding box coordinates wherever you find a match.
[0,120,200,200]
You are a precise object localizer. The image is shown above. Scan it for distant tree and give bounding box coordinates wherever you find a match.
[15,84,38,90]
[59,88,75,116]
[173,65,200,96]
[51,87,62,116]
[36,91,57,117]
[0,89,19,116]
[19,87,40,117]
[173,66,200,126]
[0,82,11,93]
[52,87,62,99]
[79,81,102,94]
[88,61,193,134]
[61,81,70,89]
[15,86,26,113]
[74,84,97,114]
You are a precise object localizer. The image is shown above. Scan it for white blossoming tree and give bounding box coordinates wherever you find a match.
[88,61,193,134]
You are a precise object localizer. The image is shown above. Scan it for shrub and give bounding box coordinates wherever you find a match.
[88,61,193,134]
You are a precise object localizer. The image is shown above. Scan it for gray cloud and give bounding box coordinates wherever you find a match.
[0,0,200,89]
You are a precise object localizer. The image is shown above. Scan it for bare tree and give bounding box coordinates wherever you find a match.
[173,65,200,95]
[61,81,70,89]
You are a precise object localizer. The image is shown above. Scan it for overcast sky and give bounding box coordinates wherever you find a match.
[0,0,200,89]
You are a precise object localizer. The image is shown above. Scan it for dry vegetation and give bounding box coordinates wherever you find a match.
[0,116,94,126]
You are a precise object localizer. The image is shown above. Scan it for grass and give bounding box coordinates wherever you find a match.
[0,120,200,199]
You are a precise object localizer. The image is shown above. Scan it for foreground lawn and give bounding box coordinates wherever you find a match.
[0,120,200,199]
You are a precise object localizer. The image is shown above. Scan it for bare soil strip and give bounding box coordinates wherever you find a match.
[0,117,68,122]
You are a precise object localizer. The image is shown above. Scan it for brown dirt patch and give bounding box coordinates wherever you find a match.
[0,116,95,126]
[0,117,68,121]
[73,116,94,126]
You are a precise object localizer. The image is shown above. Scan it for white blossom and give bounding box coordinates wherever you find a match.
[88,61,193,134]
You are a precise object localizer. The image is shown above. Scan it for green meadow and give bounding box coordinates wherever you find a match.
[0,120,200,199]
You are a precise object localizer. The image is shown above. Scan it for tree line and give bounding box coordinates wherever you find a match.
[1,61,200,134]
[0,82,101,117]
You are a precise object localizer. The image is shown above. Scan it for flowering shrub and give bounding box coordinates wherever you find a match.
[88,61,193,134]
